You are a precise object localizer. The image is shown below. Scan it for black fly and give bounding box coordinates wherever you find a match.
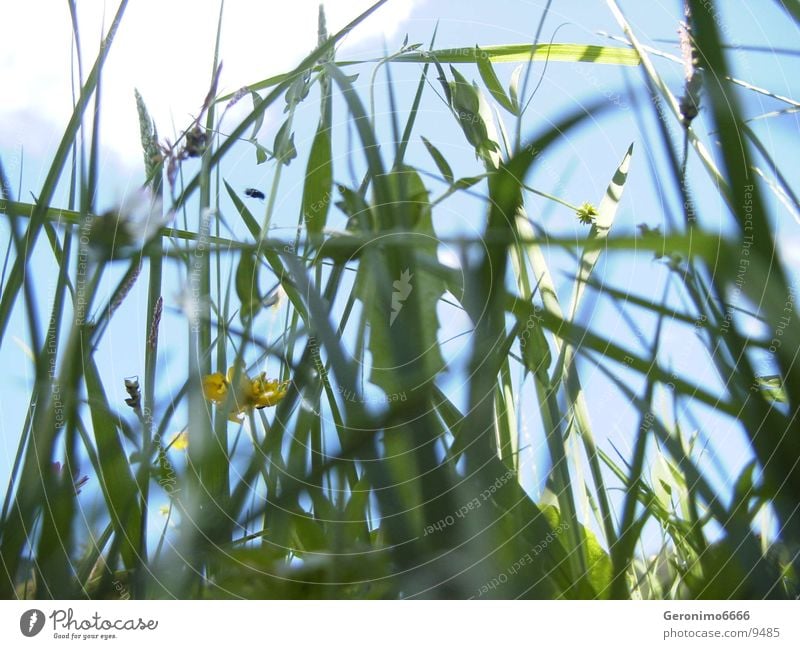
[244,188,265,200]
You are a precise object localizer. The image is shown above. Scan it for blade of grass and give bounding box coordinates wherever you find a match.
[395,43,641,65]
[0,0,129,345]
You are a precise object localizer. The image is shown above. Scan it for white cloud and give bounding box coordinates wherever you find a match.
[1,0,420,166]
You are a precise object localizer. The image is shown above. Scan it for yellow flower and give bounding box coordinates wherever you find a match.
[202,372,227,401]
[576,202,598,225]
[169,430,189,451]
[202,364,290,422]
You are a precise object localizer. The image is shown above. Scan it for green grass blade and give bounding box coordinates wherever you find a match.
[420,136,454,184]
[174,1,391,212]
[0,0,129,345]
[301,117,333,234]
[84,356,142,571]
[476,46,517,113]
[395,43,641,65]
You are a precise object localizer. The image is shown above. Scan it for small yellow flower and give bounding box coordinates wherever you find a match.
[576,202,598,225]
[202,372,227,402]
[202,364,290,422]
[249,374,290,408]
[169,430,189,451]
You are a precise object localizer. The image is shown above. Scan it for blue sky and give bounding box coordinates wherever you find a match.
[1,0,798,552]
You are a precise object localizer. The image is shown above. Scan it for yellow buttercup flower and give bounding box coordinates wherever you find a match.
[202,372,227,402]
[202,364,289,422]
[249,373,290,408]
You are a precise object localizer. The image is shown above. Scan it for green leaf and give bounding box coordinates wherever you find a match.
[343,474,372,545]
[335,184,373,232]
[731,460,759,516]
[395,25,438,168]
[250,90,265,139]
[223,179,260,238]
[421,136,454,184]
[284,69,312,110]
[469,456,575,596]
[84,357,142,571]
[651,453,676,512]
[236,249,262,325]
[518,313,552,379]
[301,123,333,234]
[755,375,787,404]
[449,67,486,145]
[475,46,516,114]
[353,165,446,393]
[581,524,614,597]
[542,502,614,597]
[291,510,328,553]
[252,139,269,165]
[509,63,523,112]
[447,66,501,168]
[272,119,297,166]
[453,175,485,189]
